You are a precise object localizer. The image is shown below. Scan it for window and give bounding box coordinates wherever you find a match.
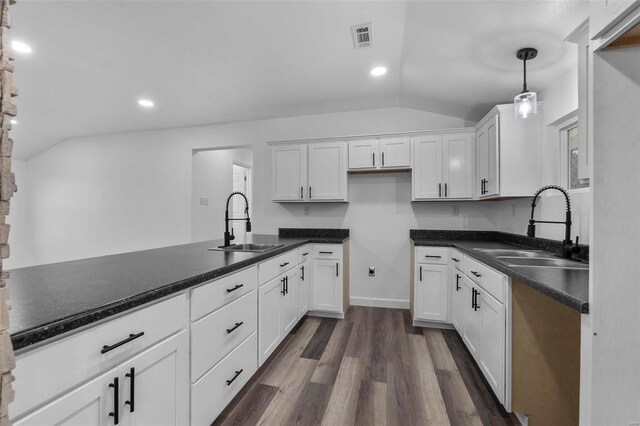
[559,118,589,190]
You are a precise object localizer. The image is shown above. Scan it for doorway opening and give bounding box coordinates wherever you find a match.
[231,162,252,239]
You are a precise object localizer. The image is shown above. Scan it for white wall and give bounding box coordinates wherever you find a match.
[191,148,253,242]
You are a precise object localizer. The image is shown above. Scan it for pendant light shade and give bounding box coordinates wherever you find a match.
[514,47,538,119]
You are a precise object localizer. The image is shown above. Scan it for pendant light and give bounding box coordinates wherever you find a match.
[514,47,538,119]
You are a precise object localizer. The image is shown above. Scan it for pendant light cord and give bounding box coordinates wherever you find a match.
[522,57,527,93]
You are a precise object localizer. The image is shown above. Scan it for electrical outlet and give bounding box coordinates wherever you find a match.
[304,206,310,216]
[199,197,209,206]
[369,267,375,277]
[452,205,460,216]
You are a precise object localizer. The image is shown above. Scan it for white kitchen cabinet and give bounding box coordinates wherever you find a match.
[272,144,307,201]
[298,259,311,317]
[258,276,284,364]
[451,268,464,332]
[281,268,299,335]
[413,132,473,200]
[379,136,411,168]
[478,287,506,403]
[475,104,543,199]
[15,331,189,426]
[311,259,343,313]
[348,139,379,169]
[414,263,448,322]
[462,275,482,359]
[308,142,348,201]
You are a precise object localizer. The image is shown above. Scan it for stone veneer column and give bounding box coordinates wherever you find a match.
[0,0,17,424]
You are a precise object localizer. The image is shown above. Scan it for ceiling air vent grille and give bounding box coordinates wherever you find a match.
[351,23,373,49]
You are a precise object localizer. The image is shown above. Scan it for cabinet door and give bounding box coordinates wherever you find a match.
[462,276,482,359]
[126,331,189,426]
[477,116,499,198]
[348,139,378,169]
[413,135,443,199]
[308,142,347,201]
[414,263,448,321]
[442,133,473,199]
[380,137,411,168]
[298,261,310,317]
[312,259,342,313]
[272,144,307,201]
[14,367,119,426]
[479,288,506,403]
[282,270,299,335]
[259,277,284,364]
[451,270,464,332]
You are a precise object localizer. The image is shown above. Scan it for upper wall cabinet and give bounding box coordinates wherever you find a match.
[348,136,411,171]
[413,131,474,200]
[272,141,347,202]
[475,104,543,199]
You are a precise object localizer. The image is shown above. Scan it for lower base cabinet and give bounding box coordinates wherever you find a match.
[298,260,310,317]
[478,287,506,402]
[462,276,482,358]
[191,333,257,426]
[15,330,190,426]
[311,259,343,313]
[414,263,448,321]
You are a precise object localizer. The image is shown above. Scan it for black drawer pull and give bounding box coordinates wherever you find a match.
[109,377,119,424]
[471,271,482,278]
[226,322,244,334]
[302,252,309,256]
[452,257,459,262]
[101,332,145,354]
[125,367,135,413]
[280,262,289,267]
[226,369,244,386]
[226,284,244,293]
[425,255,442,259]
[319,251,334,254]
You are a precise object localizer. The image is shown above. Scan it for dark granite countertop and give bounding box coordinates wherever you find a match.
[410,230,589,313]
[8,230,348,350]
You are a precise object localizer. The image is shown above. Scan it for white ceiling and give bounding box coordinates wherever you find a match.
[10,1,588,160]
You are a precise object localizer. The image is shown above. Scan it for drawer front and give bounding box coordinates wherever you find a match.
[12,294,188,419]
[191,290,257,381]
[258,250,298,285]
[415,247,449,265]
[191,332,258,426]
[191,266,257,321]
[461,256,506,303]
[298,245,312,263]
[313,244,343,259]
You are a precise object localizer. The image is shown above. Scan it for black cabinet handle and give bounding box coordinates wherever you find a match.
[300,186,303,199]
[109,377,119,424]
[419,265,422,281]
[226,369,244,386]
[125,367,135,413]
[280,262,289,267]
[309,186,312,199]
[281,277,286,295]
[471,288,476,309]
[226,322,244,334]
[319,251,333,254]
[285,276,289,294]
[439,183,442,197]
[300,266,304,281]
[471,271,482,278]
[226,284,244,293]
[302,252,309,256]
[372,152,375,167]
[425,255,442,259]
[445,183,448,197]
[336,263,339,277]
[382,151,385,166]
[102,332,145,354]
[456,274,461,291]
[452,257,459,262]
[473,288,480,311]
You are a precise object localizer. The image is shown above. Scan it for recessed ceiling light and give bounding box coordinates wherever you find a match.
[11,41,32,54]
[370,66,387,77]
[10,119,17,125]
[138,99,154,108]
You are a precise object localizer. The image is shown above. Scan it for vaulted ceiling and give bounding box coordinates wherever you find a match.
[10,1,588,160]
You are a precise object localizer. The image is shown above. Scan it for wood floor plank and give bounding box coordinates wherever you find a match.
[301,318,338,360]
[214,383,279,426]
[310,320,354,384]
[354,380,387,426]
[425,329,458,371]
[402,309,422,335]
[322,356,363,426]
[365,308,393,382]
[388,309,411,366]
[286,381,333,425]
[442,330,514,426]
[435,369,482,426]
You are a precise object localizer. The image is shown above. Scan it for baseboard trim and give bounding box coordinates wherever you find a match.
[413,318,455,330]
[349,297,409,309]
[306,310,345,320]
[514,412,528,426]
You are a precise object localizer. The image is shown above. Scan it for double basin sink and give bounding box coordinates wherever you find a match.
[473,249,588,271]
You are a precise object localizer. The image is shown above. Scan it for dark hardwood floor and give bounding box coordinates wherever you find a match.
[214,306,515,426]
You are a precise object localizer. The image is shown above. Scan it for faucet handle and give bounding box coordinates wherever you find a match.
[230,228,235,241]
[571,236,581,253]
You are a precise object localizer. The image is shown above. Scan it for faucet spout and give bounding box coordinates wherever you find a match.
[220,191,251,248]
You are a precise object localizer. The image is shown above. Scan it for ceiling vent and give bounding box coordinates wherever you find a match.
[351,23,373,49]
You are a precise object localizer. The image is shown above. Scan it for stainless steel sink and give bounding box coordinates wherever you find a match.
[209,243,284,253]
[473,248,552,258]
[503,257,589,269]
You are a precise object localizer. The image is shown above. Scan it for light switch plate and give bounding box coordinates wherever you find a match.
[199,197,209,206]
[452,205,460,216]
